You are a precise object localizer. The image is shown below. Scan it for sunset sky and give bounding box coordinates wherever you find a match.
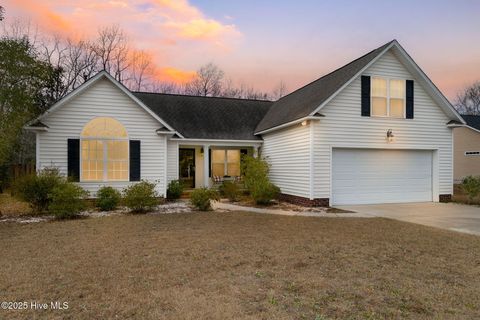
[3,0,480,100]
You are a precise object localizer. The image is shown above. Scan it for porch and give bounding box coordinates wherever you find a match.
[176,141,261,189]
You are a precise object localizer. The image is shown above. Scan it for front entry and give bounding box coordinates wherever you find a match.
[179,148,195,188]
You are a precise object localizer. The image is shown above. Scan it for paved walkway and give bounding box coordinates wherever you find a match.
[212,202,371,218]
[337,202,480,236]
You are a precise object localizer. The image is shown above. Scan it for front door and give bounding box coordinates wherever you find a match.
[179,148,195,188]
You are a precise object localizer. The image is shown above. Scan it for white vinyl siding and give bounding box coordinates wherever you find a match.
[332,149,433,205]
[37,78,167,196]
[312,50,452,201]
[262,124,311,197]
[167,140,179,184]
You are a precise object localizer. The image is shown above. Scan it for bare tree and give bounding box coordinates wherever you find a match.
[455,81,480,115]
[0,6,5,21]
[127,50,154,91]
[91,25,130,82]
[272,80,288,100]
[185,63,224,97]
[150,81,183,94]
[39,35,98,100]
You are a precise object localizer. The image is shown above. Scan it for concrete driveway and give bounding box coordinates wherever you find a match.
[337,202,480,235]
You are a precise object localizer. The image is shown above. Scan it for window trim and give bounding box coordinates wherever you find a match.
[465,151,480,156]
[370,76,406,119]
[210,149,241,177]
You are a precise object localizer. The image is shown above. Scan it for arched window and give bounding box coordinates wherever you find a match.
[81,117,129,181]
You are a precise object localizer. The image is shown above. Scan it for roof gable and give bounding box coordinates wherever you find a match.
[29,71,180,136]
[255,40,465,134]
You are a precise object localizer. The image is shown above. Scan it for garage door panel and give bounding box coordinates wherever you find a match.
[332,149,433,205]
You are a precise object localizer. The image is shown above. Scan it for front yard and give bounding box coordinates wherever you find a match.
[1,211,479,319]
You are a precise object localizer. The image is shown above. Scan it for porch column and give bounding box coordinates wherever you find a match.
[253,146,260,158]
[203,144,210,187]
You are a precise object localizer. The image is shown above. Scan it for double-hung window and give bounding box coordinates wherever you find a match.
[371,77,405,118]
[211,149,241,177]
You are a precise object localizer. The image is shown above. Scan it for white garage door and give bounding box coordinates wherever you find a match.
[332,149,433,205]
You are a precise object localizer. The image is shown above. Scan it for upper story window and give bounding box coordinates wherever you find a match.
[81,117,129,182]
[371,77,405,118]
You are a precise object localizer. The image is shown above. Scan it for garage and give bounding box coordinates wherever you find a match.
[332,148,433,205]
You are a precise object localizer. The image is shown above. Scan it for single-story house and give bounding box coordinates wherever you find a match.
[25,40,465,206]
[454,115,480,183]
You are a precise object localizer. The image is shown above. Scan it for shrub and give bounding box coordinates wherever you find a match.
[48,182,89,219]
[14,167,64,213]
[96,186,121,211]
[462,176,480,202]
[167,180,184,200]
[218,180,241,202]
[190,188,219,211]
[123,181,158,213]
[241,156,280,205]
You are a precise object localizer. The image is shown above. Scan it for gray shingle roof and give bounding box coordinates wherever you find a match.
[462,115,480,131]
[254,40,395,133]
[133,92,273,140]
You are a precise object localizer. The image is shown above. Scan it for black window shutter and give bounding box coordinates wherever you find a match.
[361,76,371,117]
[406,80,414,119]
[208,148,212,177]
[67,139,80,182]
[129,140,141,181]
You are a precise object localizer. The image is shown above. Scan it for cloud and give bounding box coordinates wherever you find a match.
[3,0,242,84]
[156,67,196,83]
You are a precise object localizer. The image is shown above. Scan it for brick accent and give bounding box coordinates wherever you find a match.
[439,194,452,203]
[278,193,329,207]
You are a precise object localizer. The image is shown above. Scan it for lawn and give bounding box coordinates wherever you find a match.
[0,212,479,319]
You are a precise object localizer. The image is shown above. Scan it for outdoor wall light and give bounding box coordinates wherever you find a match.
[301,120,308,126]
[386,129,395,142]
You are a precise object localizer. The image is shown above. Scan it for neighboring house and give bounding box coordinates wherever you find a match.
[25,40,464,206]
[454,115,480,183]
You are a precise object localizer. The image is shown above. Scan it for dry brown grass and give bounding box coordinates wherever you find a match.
[0,193,32,217]
[453,184,480,205]
[1,212,479,319]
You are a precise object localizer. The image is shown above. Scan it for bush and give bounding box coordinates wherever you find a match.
[14,167,63,213]
[190,188,219,211]
[48,182,89,219]
[241,156,280,205]
[218,180,241,202]
[167,180,184,200]
[462,176,480,202]
[123,181,158,213]
[96,186,121,211]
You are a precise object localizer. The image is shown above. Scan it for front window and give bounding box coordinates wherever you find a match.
[81,117,129,181]
[371,77,405,118]
[211,149,241,177]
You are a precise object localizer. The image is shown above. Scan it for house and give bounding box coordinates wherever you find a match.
[454,115,480,183]
[25,40,465,206]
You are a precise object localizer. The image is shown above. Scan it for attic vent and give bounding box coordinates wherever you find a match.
[465,151,480,156]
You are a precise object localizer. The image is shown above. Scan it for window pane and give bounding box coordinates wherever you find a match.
[371,78,387,97]
[212,150,225,163]
[227,150,240,163]
[390,79,405,98]
[227,164,240,176]
[372,97,387,116]
[106,140,128,181]
[390,98,404,118]
[81,117,127,138]
[81,140,104,181]
[212,164,225,177]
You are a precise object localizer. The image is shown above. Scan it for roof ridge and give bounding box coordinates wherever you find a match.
[132,90,273,103]
[273,40,395,104]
